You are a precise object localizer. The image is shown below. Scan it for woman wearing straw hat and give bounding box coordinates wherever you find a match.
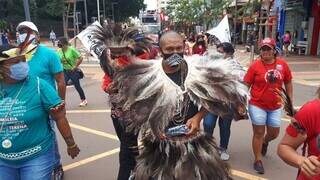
[0,45,80,179]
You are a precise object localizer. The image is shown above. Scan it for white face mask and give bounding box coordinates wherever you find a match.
[18,33,36,44]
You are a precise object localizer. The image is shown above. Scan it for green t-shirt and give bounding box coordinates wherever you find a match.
[57,46,81,70]
[0,76,62,164]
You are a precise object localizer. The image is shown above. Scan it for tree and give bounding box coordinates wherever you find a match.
[116,0,145,22]
[3,0,145,22]
[85,0,145,22]
[166,0,231,33]
[37,0,64,19]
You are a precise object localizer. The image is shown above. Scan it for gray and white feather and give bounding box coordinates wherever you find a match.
[112,51,249,138]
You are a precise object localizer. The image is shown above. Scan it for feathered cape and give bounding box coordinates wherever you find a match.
[111,52,248,138]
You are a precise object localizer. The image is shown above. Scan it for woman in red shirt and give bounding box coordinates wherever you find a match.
[278,88,320,180]
[192,35,207,55]
[244,37,293,174]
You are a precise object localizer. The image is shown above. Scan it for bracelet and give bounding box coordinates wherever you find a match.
[67,144,77,149]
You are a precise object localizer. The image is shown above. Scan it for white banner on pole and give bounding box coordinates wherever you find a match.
[207,15,231,43]
[76,21,104,58]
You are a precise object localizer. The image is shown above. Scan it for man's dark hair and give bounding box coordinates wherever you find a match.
[217,42,235,55]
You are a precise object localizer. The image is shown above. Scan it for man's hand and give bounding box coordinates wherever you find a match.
[186,116,201,136]
[67,144,80,159]
[299,156,320,177]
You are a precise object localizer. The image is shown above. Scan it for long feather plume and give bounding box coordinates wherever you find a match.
[275,88,295,116]
[275,88,306,133]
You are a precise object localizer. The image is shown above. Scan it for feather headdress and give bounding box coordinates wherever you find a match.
[77,20,155,78]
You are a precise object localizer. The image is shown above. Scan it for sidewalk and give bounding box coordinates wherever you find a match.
[231,44,320,68]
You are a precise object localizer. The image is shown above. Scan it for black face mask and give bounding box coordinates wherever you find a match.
[162,52,184,67]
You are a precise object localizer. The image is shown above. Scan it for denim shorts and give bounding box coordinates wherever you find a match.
[248,104,282,127]
[0,146,55,180]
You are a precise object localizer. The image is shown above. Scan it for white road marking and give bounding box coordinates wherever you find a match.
[63,148,120,171]
[69,123,118,140]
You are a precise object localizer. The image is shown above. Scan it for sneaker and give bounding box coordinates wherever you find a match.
[220,150,230,161]
[253,160,265,174]
[53,165,64,180]
[261,142,269,156]
[79,100,88,107]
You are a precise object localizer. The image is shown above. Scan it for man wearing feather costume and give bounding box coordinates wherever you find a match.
[85,21,248,179]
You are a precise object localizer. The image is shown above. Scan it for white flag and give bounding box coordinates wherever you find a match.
[207,15,231,43]
[76,21,105,58]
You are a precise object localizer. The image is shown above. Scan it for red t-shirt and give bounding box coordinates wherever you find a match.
[192,45,206,55]
[243,58,292,110]
[286,100,320,180]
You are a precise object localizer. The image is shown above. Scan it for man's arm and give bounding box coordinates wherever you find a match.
[50,106,80,159]
[55,72,66,100]
[186,107,208,136]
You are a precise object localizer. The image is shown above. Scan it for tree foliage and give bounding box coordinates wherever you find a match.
[1,0,145,22]
[116,0,145,22]
[166,0,231,30]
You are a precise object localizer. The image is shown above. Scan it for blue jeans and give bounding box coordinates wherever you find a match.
[64,70,86,100]
[0,146,55,180]
[248,104,282,127]
[203,113,233,150]
[49,117,62,168]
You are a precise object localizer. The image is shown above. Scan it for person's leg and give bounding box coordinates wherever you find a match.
[0,160,19,180]
[64,70,71,85]
[111,115,123,140]
[265,108,282,142]
[218,117,233,150]
[203,113,218,136]
[249,104,267,174]
[261,108,282,156]
[249,105,267,161]
[69,71,86,100]
[218,116,233,161]
[252,125,265,161]
[118,130,138,180]
[113,116,138,180]
[20,147,55,180]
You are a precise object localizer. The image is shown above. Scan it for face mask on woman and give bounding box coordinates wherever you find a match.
[18,33,36,45]
[9,61,29,80]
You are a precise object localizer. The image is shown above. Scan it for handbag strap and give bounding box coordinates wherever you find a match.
[61,49,74,68]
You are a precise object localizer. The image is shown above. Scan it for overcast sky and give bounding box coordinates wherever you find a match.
[144,0,157,10]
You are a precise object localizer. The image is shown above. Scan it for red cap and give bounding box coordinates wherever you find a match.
[260,38,276,49]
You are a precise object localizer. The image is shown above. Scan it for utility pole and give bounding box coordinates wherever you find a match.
[103,0,106,20]
[97,0,100,23]
[23,0,31,21]
[233,0,237,47]
[84,0,88,26]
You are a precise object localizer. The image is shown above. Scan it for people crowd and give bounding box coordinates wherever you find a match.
[1,19,319,180]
